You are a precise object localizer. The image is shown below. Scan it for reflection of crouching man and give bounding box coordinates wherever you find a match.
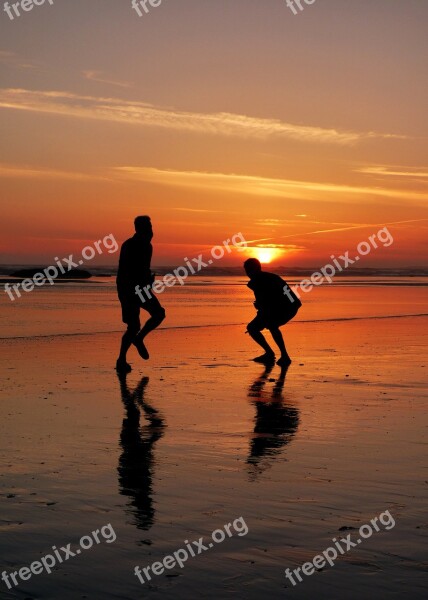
[245,259,301,367]
[116,216,166,373]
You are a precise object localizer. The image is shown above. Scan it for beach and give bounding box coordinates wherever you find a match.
[0,281,427,599]
[3,1,427,597]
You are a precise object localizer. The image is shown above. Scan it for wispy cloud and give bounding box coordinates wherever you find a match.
[357,165,428,179]
[0,163,109,181]
[0,88,405,145]
[255,217,372,227]
[0,51,38,70]
[174,207,221,213]
[252,243,305,250]
[114,166,427,204]
[82,71,133,88]
[243,219,428,246]
[256,218,284,224]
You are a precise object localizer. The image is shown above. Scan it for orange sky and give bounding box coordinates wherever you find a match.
[0,0,427,267]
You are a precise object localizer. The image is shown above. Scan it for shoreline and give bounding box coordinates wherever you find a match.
[0,312,427,342]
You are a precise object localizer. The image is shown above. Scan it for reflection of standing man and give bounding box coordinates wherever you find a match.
[116,216,166,373]
[117,373,165,531]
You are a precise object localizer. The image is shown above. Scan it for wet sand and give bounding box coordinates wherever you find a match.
[0,316,427,599]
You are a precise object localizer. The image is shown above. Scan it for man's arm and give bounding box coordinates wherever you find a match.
[118,240,131,271]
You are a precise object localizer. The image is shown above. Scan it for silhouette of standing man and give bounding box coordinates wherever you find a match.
[244,258,301,366]
[116,216,166,373]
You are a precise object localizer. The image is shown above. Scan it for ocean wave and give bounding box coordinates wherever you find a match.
[0,314,427,341]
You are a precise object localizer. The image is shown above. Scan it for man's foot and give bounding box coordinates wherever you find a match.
[276,355,292,367]
[134,339,149,360]
[116,360,132,373]
[252,352,276,364]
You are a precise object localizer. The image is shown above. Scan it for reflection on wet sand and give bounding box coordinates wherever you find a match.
[117,374,165,531]
[247,365,300,481]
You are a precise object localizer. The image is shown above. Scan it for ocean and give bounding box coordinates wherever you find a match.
[1,276,427,339]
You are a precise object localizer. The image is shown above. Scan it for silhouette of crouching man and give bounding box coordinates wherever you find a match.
[244,258,301,367]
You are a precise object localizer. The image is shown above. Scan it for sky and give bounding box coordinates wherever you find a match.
[0,0,427,267]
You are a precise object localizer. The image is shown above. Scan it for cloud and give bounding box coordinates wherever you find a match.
[255,217,370,227]
[243,218,428,246]
[253,243,304,250]
[357,165,428,179]
[174,207,221,213]
[114,166,427,204]
[82,71,133,88]
[0,88,405,145]
[0,51,38,70]
[0,163,109,181]
[255,218,284,226]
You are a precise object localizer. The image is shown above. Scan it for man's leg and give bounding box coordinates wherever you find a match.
[269,310,299,365]
[247,316,275,363]
[118,326,139,363]
[134,297,166,360]
[138,307,166,339]
[117,297,140,371]
[269,327,291,364]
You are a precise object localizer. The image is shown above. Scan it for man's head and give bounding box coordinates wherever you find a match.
[244,258,262,278]
[134,215,153,238]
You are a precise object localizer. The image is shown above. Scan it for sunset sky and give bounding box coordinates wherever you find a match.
[1,0,427,267]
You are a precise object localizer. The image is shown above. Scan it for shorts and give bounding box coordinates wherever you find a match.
[118,287,165,331]
[248,306,299,332]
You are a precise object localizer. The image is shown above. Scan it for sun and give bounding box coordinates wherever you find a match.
[252,247,282,264]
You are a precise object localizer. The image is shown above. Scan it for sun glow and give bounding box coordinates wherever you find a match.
[250,247,283,264]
